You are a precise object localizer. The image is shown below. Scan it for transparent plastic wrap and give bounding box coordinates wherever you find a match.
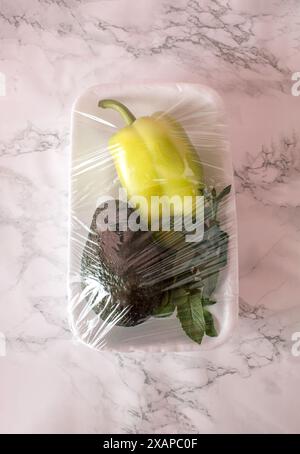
[69,83,238,352]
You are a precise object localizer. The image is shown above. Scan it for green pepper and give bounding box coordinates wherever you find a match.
[98,99,204,225]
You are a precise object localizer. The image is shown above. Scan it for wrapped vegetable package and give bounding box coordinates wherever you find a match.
[69,83,238,351]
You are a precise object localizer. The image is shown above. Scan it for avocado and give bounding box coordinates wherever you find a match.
[80,200,166,327]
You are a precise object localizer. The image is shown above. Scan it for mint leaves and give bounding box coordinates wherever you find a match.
[152,185,231,345]
[154,289,217,344]
[176,291,218,344]
[152,290,175,318]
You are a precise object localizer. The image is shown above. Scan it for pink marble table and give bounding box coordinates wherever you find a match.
[0,0,300,434]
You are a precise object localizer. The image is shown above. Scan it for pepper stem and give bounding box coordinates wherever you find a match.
[98,99,136,126]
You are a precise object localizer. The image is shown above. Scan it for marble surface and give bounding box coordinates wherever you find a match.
[0,0,300,434]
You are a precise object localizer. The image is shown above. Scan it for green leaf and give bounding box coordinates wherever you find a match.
[216,185,231,203]
[172,287,189,302]
[202,273,219,298]
[203,309,218,337]
[153,287,189,318]
[202,297,216,306]
[176,292,205,344]
[174,223,229,301]
[221,230,229,264]
[152,291,175,318]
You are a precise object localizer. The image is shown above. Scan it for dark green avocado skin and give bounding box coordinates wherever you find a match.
[80,200,166,327]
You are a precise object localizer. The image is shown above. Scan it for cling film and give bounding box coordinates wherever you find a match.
[69,83,238,352]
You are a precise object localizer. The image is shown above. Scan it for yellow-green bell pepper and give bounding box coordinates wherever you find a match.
[98,99,203,225]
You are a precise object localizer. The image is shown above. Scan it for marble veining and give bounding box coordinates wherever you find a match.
[0,0,300,434]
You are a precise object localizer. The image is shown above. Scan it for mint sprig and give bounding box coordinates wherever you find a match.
[152,185,231,345]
